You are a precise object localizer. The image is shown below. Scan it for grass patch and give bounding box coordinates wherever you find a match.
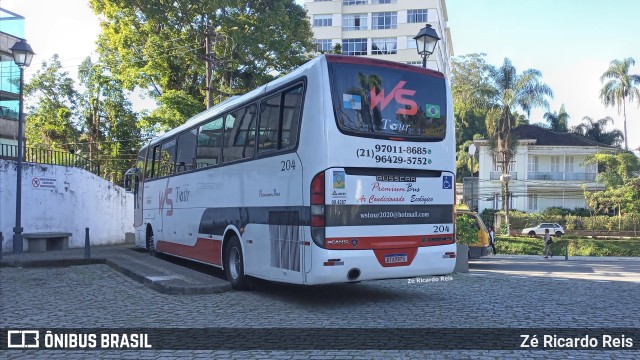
[495,236,640,257]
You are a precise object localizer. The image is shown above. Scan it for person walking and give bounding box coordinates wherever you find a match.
[543,228,553,259]
[489,226,496,255]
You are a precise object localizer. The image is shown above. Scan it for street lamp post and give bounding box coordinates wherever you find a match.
[10,39,35,254]
[413,24,441,68]
[468,144,477,212]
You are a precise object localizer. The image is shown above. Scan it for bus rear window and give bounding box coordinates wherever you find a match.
[329,62,447,141]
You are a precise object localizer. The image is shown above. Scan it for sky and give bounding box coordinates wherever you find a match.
[2,0,639,150]
[447,0,640,151]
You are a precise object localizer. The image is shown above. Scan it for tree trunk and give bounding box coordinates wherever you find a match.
[503,178,510,235]
[623,98,628,150]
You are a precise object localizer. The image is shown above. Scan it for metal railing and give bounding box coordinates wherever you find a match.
[0,144,100,176]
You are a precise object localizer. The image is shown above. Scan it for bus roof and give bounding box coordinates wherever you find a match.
[147,54,446,147]
[147,55,326,147]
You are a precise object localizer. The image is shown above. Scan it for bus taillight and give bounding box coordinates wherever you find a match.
[310,171,326,247]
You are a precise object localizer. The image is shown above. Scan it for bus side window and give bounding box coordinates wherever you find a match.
[151,146,161,178]
[159,139,177,177]
[176,128,197,172]
[281,85,303,150]
[197,117,223,168]
[225,104,257,163]
[258,94,281,153]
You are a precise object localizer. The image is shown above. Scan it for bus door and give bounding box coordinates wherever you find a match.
[124,167,143,227]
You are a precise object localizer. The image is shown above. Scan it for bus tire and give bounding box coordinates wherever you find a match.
[146,226,156,256]
[224,236,251,290]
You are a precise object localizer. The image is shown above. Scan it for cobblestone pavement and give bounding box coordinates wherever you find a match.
[1,263,639,359]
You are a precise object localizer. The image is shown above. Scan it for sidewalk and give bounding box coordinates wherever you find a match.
[0,244,231,295]
[478,253,640,262]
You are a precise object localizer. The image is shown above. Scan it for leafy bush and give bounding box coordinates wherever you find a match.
[541,206,570,217]
[456,213,478,245]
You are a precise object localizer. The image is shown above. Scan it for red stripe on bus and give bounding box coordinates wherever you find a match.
[324,234,454,250]
[156,238,222,266]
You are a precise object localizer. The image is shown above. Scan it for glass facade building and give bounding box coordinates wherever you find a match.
[0,8,25,146]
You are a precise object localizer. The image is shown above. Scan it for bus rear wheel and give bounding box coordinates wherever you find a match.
[224,236,251,290]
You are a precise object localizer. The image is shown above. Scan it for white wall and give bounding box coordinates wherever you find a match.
[0,160,134,252]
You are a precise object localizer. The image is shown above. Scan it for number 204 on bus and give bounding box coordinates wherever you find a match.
[124,55,456,289]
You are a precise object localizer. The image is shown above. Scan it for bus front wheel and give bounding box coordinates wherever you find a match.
[224,236,251,290]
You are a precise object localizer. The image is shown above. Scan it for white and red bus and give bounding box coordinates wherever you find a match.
[125,54,456,289]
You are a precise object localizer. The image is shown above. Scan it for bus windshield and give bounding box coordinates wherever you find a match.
[329,62,447,141]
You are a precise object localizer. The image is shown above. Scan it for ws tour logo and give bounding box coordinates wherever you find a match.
[370,81,417,116]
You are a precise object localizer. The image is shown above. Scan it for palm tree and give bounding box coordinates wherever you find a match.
[600,57,640,150]
[486,58,553,234]
[571,116,624,147]
[543,104,570,132]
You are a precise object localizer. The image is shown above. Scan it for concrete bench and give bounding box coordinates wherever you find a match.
[23,232,72,252]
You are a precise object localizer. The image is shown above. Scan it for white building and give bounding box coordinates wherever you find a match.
[472,125,615,214]
[304,0,453,77]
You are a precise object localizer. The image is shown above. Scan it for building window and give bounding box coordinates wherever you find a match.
[551,155,561,172]
[372,12,397,30]
[565,155,574,173]
[313,15,332,27]
[528,194,538,210]
[371,38,397,55]
[342,38,368,55]
[494,153,515,172]
[314,0,332,2]
[373,0,396,3]
[407,9,427,23]
[342,14,368,31]
[406,61,422,66]
[343,0,367,5]
[314,39,333,52]
[528,155,538,172]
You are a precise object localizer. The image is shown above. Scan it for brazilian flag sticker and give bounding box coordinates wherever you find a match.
[425,104,441,118]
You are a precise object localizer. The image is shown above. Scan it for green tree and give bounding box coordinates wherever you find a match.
[599,57,640,150]
[90,0,314,131]
[23,55,79,151]
[77,57,142,183]
[451,53,492,145]
[486,58,553,234]
[543,104,569,132]
[584,151,640,188]
[571,116,624,147]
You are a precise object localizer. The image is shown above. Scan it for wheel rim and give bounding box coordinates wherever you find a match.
[229,247,241,280]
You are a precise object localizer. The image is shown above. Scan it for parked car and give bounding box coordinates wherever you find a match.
[521,223,564,237]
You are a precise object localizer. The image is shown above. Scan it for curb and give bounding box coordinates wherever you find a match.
[0,258,105,268]
[1,255,231,295]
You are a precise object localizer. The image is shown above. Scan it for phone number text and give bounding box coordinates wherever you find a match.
[357,145,432,158]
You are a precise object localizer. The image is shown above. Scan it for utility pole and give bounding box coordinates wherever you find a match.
[205,23,214,109]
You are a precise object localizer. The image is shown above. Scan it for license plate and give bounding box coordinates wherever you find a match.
[384,254,408,264]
